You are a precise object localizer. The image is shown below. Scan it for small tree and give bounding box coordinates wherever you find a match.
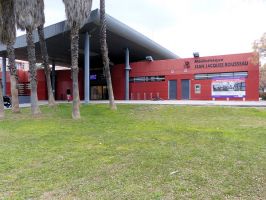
[100,0,117,110]
[259,64,266,92]
[252,32,266,63]
[0,0,20,113]
[62,0,93,119]
[252,33,266,93]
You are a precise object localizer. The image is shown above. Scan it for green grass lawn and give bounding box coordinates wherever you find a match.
[0,104,265,200]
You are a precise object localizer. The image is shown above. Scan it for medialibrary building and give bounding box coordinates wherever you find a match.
[0,9,259,102]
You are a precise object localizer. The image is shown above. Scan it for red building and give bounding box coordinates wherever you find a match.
[0,69,48,101]
[113,52,259,101]
[0,52,259,102]
[0,10,259,102]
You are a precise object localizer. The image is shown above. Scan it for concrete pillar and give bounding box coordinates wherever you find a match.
[1,57,6,96]
[51,61,56,97]
[125,48,131,100]
[84,32,90,104]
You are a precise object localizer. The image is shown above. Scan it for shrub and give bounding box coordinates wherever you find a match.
[260,92,266,100]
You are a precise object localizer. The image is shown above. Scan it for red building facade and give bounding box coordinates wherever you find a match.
[0,69,48,100]
[0,52,259,101]
[112,52,259,101]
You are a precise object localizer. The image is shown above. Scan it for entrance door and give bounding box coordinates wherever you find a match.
[91,86,108,100]
[168,80,177,100]
[181,79,190,100]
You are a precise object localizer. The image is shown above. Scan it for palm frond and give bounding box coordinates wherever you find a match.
[62,0,92,28]
[15,0,44,31]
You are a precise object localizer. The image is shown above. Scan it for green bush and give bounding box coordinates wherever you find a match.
[260,92,266,100]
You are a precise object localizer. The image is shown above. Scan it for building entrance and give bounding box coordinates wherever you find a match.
[91,85,108,100]
[168,80,177,100]
[181,79,190,100]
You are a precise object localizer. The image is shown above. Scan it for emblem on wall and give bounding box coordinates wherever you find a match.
[184,61,190,72]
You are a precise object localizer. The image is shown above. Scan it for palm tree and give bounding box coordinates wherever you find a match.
[0,6,3,120]
[15,0,42,115]
[62,0,93,119]
[100,0,116,110]
[0,6,4,119]
[0,0,20,113]
[0,4,3,119]
[0,12,3,119]
[37,0,56,107]
[0,82,4,119]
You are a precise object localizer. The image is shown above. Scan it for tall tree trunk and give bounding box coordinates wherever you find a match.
[71,24,80,119]
[6,42,20,113]
[37,24,56,106]
[26,29,41,115]
[100,0,117,110]
[0,82,4,119]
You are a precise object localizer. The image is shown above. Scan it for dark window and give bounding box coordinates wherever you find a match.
[134,77,146,82]
[195,71,248,80]
[130,76,165,83]
[234,72,248,77]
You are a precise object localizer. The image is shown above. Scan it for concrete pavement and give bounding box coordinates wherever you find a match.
[88,100,266,107]
[4,100,266,109]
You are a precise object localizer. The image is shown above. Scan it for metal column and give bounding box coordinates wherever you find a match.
[84,32,90,104]
[125,48,131,100]
[51,61,56,97]
[1,57,6,96]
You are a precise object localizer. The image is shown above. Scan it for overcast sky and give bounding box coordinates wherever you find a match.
[19,0,266,58]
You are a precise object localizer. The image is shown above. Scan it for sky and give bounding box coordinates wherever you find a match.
[18,0,266,58]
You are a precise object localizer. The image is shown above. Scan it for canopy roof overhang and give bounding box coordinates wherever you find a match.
[0,9,178,68]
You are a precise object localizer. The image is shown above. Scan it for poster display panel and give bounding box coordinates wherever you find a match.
[212,78,246,98]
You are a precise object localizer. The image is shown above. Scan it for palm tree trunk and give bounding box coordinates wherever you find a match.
[37,24,56,107]
[100,0,117,110]
[6,42,20,113]
[71,24,80,119]
[0,82,4,119]
[26,29,41,115]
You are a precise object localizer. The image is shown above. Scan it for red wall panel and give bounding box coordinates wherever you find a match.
[37,70,48,100]
[55,69,84,100]
[0,70,29,97]
[1,52,258,102]
[113,52,259,101]
[111,65,125,100]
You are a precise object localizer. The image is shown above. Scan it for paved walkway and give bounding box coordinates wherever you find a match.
[5,100,266,109]
[89,100,266,107]
[37,100,266,107]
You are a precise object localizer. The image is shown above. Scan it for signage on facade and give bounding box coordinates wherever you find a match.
[194,58,248,69]
[211,78,246,98]
[90,74,97,80]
